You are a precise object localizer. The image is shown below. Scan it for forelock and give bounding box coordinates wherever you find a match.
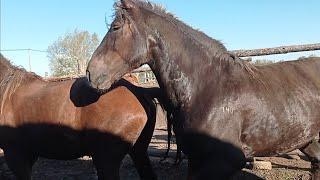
[115,0,176,18]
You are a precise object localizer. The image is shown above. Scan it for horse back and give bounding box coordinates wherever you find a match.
[8,80,82,129]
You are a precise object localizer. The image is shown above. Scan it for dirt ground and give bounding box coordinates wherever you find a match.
[0,109,313,179]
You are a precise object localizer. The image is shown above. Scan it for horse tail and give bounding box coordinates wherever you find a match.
[139,87,175,160]
[116,78,182,162]
[140,87,183,163]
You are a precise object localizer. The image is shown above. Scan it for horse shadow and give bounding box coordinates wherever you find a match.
[0,155,97,180]
[0,124,132,180]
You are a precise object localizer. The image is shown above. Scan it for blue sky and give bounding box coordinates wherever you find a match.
[1,0,319,76]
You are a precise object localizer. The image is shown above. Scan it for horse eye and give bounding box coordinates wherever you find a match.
[112,26,121,31]
[111,23,122,31]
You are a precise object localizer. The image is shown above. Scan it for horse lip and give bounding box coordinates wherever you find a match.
[88,75,111,91]
[92,78,111,91]
[91,70,124,91]
[97,81,112,91]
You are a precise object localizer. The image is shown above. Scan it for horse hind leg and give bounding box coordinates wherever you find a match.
[300,138,320,180]
[160,113,173,162]
[92,145,128,180]
[130,150,157,180]
[130,101,157,180]
[174,143,183,165]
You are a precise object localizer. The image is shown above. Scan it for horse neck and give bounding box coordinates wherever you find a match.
[146,15,241,108]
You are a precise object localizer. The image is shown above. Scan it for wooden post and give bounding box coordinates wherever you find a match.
[28,49,32,71]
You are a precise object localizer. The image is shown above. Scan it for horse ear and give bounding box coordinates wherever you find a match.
[121,0,136,10]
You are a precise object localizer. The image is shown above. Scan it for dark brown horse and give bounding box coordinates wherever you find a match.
[0,54,161,180]
[86,0,320,179]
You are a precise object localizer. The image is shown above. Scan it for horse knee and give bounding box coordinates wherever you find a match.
[300,139,320,180]
[301,139,320,162]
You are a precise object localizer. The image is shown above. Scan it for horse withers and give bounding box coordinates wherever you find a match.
[0,54,159,180]
[86,0,320,179]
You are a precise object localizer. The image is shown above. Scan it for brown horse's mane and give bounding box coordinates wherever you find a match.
[0,55,27,114]
[0,54,78,114]
[0,54,43,81]
[116,0,256,77]
[0,54,80,82]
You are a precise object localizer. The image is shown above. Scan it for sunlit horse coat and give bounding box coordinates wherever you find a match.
[0,54,160,180]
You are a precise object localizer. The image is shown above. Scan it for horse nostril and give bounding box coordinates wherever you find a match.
[86,70,91,82]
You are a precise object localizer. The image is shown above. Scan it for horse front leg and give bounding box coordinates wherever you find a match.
[3,145,37,180]
[300,138,320,180]
[182,132,246,180]
[130,99,157,180]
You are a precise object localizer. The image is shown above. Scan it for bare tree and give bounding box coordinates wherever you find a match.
[48,30,99,77]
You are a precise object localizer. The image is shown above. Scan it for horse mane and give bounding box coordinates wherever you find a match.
[0,54,44,114]
[116,0,257,77]
[0,54,79,82]
[116,1,229,55]
[0,59,24,114]
[0,54,43,80]
[0,54,13,69]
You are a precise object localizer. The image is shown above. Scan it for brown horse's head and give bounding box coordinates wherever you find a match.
[87,0,155,90]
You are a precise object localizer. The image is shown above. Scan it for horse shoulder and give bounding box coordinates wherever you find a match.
[83,86,148,143]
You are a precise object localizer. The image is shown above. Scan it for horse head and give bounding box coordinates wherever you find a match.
[86,0,160,90]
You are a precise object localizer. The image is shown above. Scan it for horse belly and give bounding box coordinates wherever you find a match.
[241,104,320,157]
[21,126,87,160]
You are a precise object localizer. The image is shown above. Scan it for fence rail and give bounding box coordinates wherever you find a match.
[132,43,320,73]
[232,43,320,57]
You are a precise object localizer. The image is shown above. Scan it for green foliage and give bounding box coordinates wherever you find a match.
[47,30,99,77]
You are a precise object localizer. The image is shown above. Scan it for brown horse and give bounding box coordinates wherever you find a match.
[0,54,160,180]
[86,0,320,179]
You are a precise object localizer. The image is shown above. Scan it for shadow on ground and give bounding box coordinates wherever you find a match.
[0,127,312,180]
